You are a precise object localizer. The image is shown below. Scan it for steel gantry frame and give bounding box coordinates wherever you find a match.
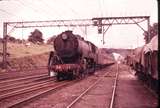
[2,16,150,68]
[92,16,150,44]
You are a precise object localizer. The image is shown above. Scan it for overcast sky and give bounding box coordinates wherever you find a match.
[0,0,158,48]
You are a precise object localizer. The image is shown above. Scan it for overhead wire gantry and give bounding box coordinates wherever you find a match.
[2,16,150,68]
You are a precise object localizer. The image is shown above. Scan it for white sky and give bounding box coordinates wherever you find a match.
[0,0,158,49]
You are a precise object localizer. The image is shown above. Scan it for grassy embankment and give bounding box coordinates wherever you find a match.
[0,42,54,72]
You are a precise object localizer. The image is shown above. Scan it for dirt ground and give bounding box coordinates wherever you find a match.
[114,64,158,108]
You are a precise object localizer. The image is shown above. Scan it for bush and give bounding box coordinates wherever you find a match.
[143,23,158,43]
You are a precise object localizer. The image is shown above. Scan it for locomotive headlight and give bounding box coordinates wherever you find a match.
[62,33,68,40]
[50,71,56,77]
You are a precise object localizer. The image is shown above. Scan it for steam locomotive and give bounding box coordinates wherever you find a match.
[48,30,114,80]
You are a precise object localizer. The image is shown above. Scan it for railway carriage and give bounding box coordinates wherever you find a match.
[97,49,115,68]
[126,35,158,93]
[140,36,158,92]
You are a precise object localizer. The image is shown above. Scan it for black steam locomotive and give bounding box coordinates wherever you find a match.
[48,30,114,80]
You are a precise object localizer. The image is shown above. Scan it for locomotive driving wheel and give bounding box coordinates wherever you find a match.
[57,73,63,81]
[48,51,55,76]
[80,58,87,79]
[72,69,78,79]
[48,51,61,77]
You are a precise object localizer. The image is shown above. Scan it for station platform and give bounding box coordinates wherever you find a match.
[114,64,158,108]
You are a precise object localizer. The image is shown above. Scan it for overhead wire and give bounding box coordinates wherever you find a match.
[15,0,59,40]
[16,0,43,19]
[39,0,64,18]
[0,4,21,35]
[39,0,85,37]
[36,0,68,38]
[31,1,58,19]
[0,9,16,17]
[98,0,103,17]
[102,0,105,17]
[59,0,89,39]
[16,0,57,21]
[38,0,65,30]
[1,0,91,40]
[0,1,20,20]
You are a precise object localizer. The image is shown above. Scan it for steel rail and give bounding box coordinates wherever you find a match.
[0,75,50,89]
[109,62,119,108]
[6,66,48,73]
[8,80,78,108]
[0,79,56,100]
[0,78,52,93]
[0,74,47,84]
[0,66,48,75]
[66,70,110,108]
[66,78,100,108]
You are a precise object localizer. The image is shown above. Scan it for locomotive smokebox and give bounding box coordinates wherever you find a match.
[54,30,98,63]
[54,31,79,62]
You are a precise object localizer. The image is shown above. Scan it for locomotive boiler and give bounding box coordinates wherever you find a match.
[48,30,98,80]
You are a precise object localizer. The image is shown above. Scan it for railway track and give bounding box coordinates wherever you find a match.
[109,62,119,108]
[0,78,80,108]
[0,63,156,108]
[0,66,48,81]
[0,64,117,108]
[0,73,55,99]
[0,77,53,95]
[0,74,48,87]
[9,81,75,108]
[0,72,53,107]
[66,63,119,108]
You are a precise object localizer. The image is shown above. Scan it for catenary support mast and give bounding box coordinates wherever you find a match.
[2,16,150,69]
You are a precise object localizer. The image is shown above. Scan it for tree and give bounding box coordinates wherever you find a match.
[143,23,158,43]
[28,29,44,44]
[5,35,16,42]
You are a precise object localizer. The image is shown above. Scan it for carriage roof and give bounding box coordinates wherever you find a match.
[143,35,158,53]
